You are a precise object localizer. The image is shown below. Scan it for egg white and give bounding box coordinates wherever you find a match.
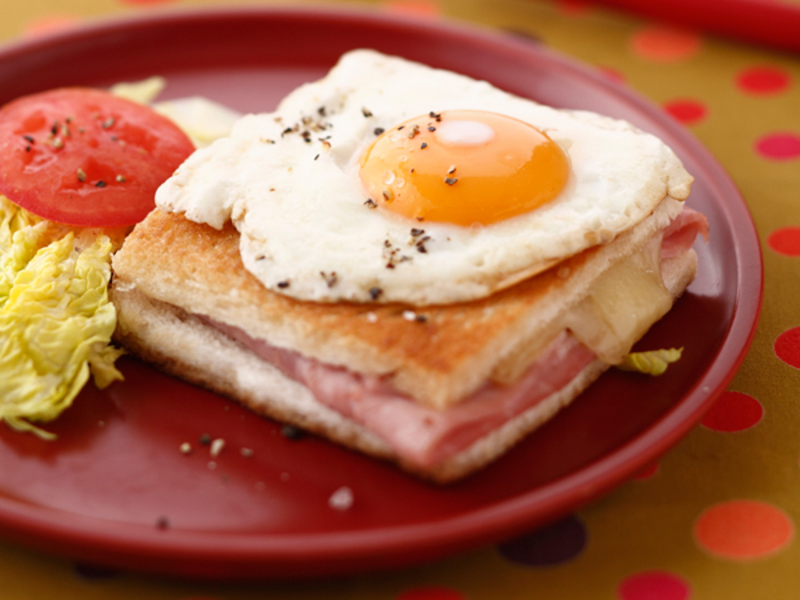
[155,49,692,306]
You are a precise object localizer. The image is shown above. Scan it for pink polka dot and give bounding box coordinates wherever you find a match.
[775,326,800,368]
[633,462,660,480]
[22,15,79,37]
[701,391,763,432]
[631,26,702,63]
[736,66,792,95]
[397,587,465,600]
[118,0,179,5]
[755,132,800,160]
[768,226,800,256]
[694,500,794,560]
[663,99,708,125]
[618,571,691,600]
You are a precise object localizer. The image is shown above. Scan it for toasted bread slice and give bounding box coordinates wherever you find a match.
[111,197,685,411]
[111,238,696,483]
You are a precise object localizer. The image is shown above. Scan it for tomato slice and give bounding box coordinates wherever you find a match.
[0,88,195,227]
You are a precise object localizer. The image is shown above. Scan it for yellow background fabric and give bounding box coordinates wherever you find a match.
[1,0,800,598]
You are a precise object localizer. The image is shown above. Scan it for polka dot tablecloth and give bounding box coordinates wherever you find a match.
[2,0,800,598]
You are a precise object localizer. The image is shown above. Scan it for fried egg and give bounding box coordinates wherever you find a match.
[156,49,692,305]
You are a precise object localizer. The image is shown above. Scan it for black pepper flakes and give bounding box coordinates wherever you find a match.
[95,180,107,188]
[22,135,35,144]
[445,177,458,185]
[314,154,320,161]
[374,127,385,136]
[364,198,378,209]
[410,228,425,237]
[320,271,338,288]
[420,142,428,149]
[281,424,305,440]
[199,433,212,445]
[361,107,373,117]
[277,280,290,289]
[369,287,383,300]
[101,117,115,129]
[156,516,170,530]
[427,126,436,132]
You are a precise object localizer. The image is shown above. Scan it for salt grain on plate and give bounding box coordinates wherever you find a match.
[328,486,354,511]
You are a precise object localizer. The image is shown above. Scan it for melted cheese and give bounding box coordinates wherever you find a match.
[491,235,672,385]
[563,235,671,364]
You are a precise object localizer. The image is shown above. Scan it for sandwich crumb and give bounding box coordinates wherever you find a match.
[208,461,217,470]
[328,486,354,511]
[240,448,254,457]
[210,438,225,458]
[402,310,417,321]
[366,312,378,323]
[179,442,192,455]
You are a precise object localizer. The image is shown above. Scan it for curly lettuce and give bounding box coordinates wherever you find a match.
[0,197,123,439]
[617,347,683,376]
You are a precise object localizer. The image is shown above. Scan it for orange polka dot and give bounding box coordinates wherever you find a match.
[767,226,800,256]
[382,0,441,16]
[694,500,794,560]
[631,26,702,63]
[23,14,79,37]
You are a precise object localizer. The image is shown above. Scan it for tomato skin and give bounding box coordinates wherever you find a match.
[0,88,195,227]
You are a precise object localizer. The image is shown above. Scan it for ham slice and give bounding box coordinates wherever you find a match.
[208,205,706,469]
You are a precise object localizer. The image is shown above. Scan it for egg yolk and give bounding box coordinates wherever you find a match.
[359,110,569,227]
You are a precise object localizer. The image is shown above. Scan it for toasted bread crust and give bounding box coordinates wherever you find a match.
[112,198,684,409]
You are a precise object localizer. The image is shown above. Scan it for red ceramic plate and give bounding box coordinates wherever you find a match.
[0,7,762,579]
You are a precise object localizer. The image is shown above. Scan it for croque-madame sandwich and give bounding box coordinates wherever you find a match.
[110,50,708,482]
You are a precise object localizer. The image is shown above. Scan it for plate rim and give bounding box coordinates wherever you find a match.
[0,5,763,578]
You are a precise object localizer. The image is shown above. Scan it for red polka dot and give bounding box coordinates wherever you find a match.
[663,99,708,125]
[618,571,691,600]
[694,500,794,560]
[768,226,800,256]
[775,326,800,368]
[556,0,593,16]
[755,132,800,160]
[701,391,763,432]
[736,66,792,95]
[633,462,660,480]
[631,26,702,63]
[397,586,465,600]
[598,66,626,84]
